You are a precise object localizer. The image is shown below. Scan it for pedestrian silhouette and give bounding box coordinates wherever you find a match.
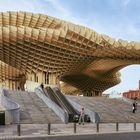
[132,103,136,113]
[79,107,85,125]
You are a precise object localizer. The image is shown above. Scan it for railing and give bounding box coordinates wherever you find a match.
[15,122,140,135]
[0,122,140,138]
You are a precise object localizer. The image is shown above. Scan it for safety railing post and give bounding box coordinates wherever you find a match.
[134,123,136,131]
[116,122,119,131]
[17,124,21,136]
[96,123,99,132]
[74,123,76,133]
[48,123,51,135]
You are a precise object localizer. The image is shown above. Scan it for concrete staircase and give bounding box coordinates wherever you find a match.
[7,90,62,124]
[5,90,140,123]
[67,96,140,122]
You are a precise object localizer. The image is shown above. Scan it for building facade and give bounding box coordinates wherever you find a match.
[123,81,140,99]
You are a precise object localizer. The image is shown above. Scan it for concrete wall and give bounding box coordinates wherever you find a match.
[0,89,20,124]
[25,80,41,92]
[109,91,123,99]
[25,80,58,92]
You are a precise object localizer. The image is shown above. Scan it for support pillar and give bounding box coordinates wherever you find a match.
[37,72,43,83]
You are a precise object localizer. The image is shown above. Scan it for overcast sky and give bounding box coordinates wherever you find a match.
[0,0,140,93]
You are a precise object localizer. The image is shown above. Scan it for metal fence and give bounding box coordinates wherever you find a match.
[0,122,140,138]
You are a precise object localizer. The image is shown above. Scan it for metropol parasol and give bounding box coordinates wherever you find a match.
[0,11,139,96]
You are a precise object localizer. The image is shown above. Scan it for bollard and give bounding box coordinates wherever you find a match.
[48,123,51,135]
[17,124,21,136]
[116,122,119,131]
[74,123,76,133]
[96,123,99,132]
[134,123,136,131]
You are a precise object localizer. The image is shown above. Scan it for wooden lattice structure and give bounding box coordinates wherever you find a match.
[0,11,140,95]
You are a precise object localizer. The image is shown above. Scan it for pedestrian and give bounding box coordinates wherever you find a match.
[40,83,44,89]
[79,107,85,125]
[17,86,20,90]
[132,103,136,113]
[134,97,137,110]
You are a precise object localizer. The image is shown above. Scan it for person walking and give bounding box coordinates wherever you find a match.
[79,107,85,125]
[132,103,136,113]
[40,83,44,89]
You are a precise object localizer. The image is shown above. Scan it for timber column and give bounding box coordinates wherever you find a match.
[19,74,26,90]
